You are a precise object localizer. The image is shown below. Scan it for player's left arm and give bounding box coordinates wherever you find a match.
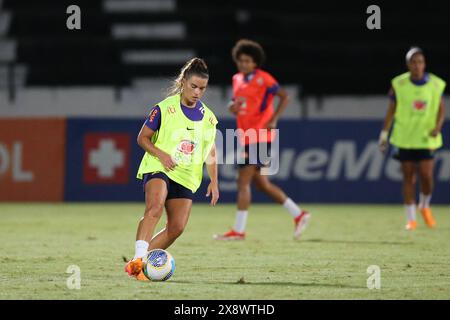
[205,143,219,206]
[430,98,445,137]
[266,87,290,129]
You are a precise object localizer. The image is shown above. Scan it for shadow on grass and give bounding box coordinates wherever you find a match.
[170,280,362,289]
[303,238,414,246]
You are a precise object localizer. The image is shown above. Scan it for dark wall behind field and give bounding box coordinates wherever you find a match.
[4,0,450,94]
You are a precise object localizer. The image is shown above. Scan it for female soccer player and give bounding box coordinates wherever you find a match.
[379,47,446,230]
[214,39,310,241]
[125,58,219,281]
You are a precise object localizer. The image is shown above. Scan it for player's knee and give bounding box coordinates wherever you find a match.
[144,202,164,219]
[167,223,185,239]
[255,180,270,193]
[237,183,251,193]
[404,174,416,185]
[237,177,251,187]
[420,172,433,182]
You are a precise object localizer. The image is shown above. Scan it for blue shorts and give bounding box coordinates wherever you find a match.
[392,147,435,162]
[142,172,194,200]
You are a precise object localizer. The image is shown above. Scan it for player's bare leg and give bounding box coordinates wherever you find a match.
[401,161,417,230]
[214,165,256,240]
[253,169,287,203]
[148,198,192,250]
[136,178,168,244]
[418,159,436,227]
[125,178,167,280]
[253,170,310,239]
[237,165,257,210]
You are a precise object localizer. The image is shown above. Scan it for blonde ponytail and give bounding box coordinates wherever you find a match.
[167,58,209,96]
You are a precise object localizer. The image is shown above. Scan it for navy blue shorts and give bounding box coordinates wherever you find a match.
[237,142,272,168]
[142,172,194,200]
[392,147,436,162]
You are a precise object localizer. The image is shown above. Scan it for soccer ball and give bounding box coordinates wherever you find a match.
[143,249,175,281]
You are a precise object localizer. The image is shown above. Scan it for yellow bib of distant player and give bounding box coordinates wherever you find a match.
[136,94,218,192]
[390,72,446,149]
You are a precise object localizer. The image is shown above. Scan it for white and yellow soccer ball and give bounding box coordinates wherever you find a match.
[143,249,175,281]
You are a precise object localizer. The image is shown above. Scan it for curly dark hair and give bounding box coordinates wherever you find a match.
[231,39,266,67]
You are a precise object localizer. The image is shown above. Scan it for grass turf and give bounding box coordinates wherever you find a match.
[0,203,449,300]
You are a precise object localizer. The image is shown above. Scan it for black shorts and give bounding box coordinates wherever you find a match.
[392,147,436,162]
[237,142,272,168]
[142,172,194,200]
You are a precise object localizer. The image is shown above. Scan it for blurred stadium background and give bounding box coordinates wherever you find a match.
[1,0,449,204]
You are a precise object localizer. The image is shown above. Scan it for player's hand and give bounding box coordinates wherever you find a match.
[430,128,440,137]
[157,151,177,171]
[379,140,388,154]
[206,181,219,206]
[378,130,389,154]
[228,102,239,115]
[265,119,278,129]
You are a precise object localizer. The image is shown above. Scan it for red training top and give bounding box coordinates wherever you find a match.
[232,69,280,145]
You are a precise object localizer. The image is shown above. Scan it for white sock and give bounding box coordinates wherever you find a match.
[405,204,416,222]
[234,210,248,233]
[419,193,432,209]
[134,240,149,259]
[283,198,301,218]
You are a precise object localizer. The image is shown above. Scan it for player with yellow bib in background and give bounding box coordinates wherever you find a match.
[379,47,446,230]
[125,58,219,281]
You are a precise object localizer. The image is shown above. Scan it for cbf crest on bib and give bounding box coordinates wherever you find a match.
[412,100,427,111]
[174,138,199,165]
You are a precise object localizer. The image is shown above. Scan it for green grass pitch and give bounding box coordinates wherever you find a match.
[1,203,449,299]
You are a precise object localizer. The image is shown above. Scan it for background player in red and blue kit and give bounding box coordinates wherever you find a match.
[214,39,310,240]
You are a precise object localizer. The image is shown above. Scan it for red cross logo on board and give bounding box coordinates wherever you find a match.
[83,133,130,184]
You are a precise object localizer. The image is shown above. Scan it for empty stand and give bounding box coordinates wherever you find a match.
[2,0,450,94]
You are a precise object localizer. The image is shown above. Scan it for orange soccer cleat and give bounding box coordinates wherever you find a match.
[125,258,149,281]
[213,229,246,241]
[135,271,149,282]
[420,208,436,228]
[405,220,417,231]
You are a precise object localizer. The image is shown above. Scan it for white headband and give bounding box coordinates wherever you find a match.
[406,47,423,63]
